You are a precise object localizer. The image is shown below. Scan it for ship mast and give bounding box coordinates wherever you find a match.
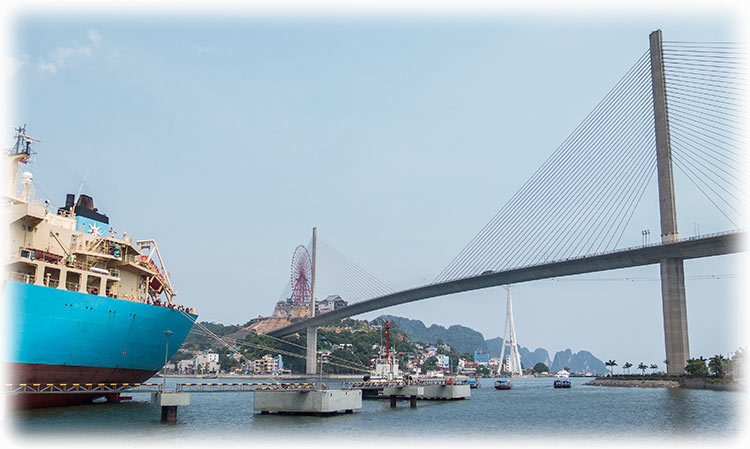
[5,125,39,198]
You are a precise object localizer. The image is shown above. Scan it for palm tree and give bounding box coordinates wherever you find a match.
[605,360,618,376]
[623,362,633,375]
[637,362,648,375]
[649,363,658,374]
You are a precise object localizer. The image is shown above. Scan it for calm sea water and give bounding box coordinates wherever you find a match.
[7,377,746,443]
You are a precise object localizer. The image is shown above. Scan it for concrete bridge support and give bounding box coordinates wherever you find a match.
[660,258,689,374]
[650,29,689,374]
[306,327,317,375]
[306,227,318,375]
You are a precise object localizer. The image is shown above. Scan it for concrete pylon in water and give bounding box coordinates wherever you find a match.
[499,285,523,376]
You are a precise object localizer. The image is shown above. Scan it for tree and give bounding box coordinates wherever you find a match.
[649,363,658,374]
[605,360,617,376]
[623,362,633,375]
[685,357,709,377]
[476,365,490,376]
[532,362,549,373]
[423,356,438,372]
[637,362,648,375]
[708,354,726,377]
[219,352,237,373]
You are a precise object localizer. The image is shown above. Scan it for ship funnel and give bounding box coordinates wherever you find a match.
[65,194,75,209]
[76,194,95,211]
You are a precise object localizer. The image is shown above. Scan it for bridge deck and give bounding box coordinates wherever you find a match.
[269,232,743,337]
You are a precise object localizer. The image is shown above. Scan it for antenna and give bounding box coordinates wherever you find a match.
[10,124,39,158]
[6,125,40,197]
[76,164,91,197]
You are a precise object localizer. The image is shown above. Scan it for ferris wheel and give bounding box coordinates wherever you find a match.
[290,245,312,306]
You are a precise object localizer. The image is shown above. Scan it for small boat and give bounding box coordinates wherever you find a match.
[553,380,571,389]
[494,379,512,390]
[468,377,480,389]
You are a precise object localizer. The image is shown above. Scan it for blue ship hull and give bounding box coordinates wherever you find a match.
[5,281,196,408]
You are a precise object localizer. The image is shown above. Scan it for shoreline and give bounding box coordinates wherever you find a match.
[584,378,681,388]
[584,377,744,391]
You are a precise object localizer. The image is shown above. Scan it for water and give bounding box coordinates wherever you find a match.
[8,377,745,443]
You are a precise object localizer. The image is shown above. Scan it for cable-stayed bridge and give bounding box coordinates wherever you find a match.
[268,31,746,375]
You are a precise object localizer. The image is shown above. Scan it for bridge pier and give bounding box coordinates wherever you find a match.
[650,29,689,374]
[306,326,317,375]
[660,258,689,374]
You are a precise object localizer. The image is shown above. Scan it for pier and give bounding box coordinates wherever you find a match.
[343,379,471,406]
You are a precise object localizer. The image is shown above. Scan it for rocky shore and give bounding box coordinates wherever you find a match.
[585,377,744,391]
[584,378,681,388]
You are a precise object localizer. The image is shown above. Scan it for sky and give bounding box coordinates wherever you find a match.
[2,1,748,371]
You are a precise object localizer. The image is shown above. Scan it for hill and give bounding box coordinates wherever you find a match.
[381,315,606,374]
[378,315,489,354]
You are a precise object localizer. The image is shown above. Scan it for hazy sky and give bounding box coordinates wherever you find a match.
[5,3,747,369]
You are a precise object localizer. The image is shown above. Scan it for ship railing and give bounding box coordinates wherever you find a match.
[122,254,157,272]
[68,259,117,278]
[56,208,75,218]
[74,240,118,258]
[70,259,95,271]
[7,272,35,284]
[66,281,80,291]
[43,278,60,288]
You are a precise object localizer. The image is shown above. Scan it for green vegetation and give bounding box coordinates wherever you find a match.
[708,354,726,377]
[175,318,479,375]
[597,374,682,382]
[532,362,549,373]
[685,357,709,377]
[182,322,241,351]
[605,359,617,376]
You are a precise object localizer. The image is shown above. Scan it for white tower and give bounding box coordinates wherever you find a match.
[499,285,523,376]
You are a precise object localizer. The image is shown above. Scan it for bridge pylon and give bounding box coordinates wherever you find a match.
[306,227,318,375]
[499,285,523,377]
[650,29,689,375]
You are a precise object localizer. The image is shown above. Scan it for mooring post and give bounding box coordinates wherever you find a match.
[410,395,417,408]
[306,227,318,375]
[390,396,397,408]
[649,29,689,375]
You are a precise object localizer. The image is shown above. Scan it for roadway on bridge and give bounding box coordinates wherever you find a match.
[268,232,743,338]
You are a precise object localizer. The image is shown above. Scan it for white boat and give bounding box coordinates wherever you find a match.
[555,369,570,378]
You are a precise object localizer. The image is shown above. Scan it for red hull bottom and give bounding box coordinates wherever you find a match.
[7,362,158,409]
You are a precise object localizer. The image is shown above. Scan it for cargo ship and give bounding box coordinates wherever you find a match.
[3,126,197,408]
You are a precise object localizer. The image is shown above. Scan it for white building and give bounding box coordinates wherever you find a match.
[317,295,348,314]
[194,352,220,373]
[177,359,195,374]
